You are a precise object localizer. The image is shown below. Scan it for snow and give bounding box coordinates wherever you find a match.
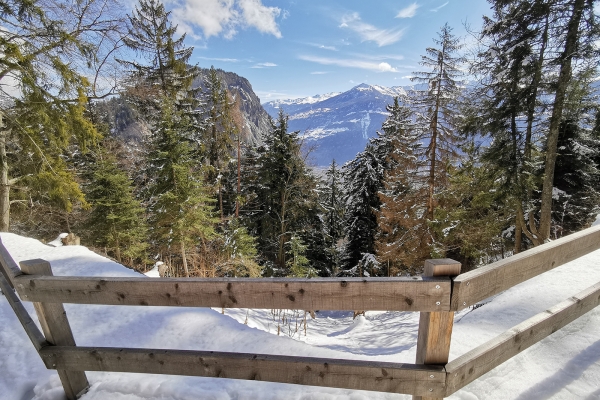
[47,233,69,247]
[144,262,164,278]
[2,232,600,399]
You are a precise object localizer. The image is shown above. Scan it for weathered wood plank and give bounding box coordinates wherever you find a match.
[414,260,461,400]
[0,237,22,289]
[39,346,447,397]
[20,259,89,400]
[445,281,600,396]
[14,275,451,311]
[0,271,48,351]
[451,225,600,311]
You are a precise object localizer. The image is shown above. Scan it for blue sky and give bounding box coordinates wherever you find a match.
[166,0,494,102]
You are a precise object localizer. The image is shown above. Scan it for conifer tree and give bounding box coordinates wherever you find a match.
[84,142,148,266]
[146,100,218,277]
[1,0,124,232]
[320,160,346,275]
[476,0,599,248]
[436,141,511,271]
[411,23,463,223]
[548,69,600,236]
[242,111,319,275]
[121,0,197,104]
[201,67,237,219]
[376,98,429,275]
[342,128,397,274]
[120,0,218,275]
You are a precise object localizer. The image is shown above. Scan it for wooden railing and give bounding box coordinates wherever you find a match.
[1,225,600,399]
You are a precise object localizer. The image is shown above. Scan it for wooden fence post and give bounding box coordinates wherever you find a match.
[20,259,89,399]
[413,259,461,400]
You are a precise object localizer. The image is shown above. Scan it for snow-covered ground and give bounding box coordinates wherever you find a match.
[1,232,600,400]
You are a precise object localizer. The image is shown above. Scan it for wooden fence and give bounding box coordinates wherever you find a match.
[1,225,600,399]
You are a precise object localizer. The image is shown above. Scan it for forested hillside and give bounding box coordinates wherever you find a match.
[2,0,599,278]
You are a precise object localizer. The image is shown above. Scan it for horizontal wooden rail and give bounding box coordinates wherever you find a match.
[38,346,447,397]
[451,225,600,311]
[445,280,600,396]
[0,272,48,351]
[14,273,451,311]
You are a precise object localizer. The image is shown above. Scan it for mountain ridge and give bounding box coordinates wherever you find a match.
[262,83,410,166]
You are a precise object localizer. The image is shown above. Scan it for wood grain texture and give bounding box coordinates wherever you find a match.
[424,259,461,278]
[0,237,22,289]
[20,259,89,400]
[0,271,48,351]
[451,225,600,311]
[39,346,447,397]
[445,281,600,396]
[14,275,451,311]
[414,259,461,400]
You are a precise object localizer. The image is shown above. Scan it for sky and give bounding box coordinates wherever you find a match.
[163,0,495,102]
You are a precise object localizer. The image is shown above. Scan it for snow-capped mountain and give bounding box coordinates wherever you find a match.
[263,83,409,166]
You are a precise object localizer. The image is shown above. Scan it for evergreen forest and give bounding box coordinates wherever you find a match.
[2,0,599,278]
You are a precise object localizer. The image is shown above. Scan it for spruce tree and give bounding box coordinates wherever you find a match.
[476,0,599,248]
[411,23,463,223]
[84,142,148,266]
[242,111,319,275]
[320,160,346,276]
[548,69,600,236]
[376,98,429,275]
[201,66,237,219]
[146,99,218,277]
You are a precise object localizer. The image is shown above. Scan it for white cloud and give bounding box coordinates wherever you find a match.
[172,0,238,39]
[348,52,404,61]
[303,42,338,51]
[251,62,277,68]
[339,12,405,47]
[430,2,449,12]
[171,0,282,40]
[197,56,240,62]
[310,71,329,75]
[238,0,282,38]
[299,55,399,72]
[396,3,419,18]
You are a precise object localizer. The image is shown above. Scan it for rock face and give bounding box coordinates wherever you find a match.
[108,69,271,146]
[263,84,409,167]
[196,68,272,145]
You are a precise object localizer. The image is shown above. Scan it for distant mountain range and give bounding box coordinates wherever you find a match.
[263,84,409,167]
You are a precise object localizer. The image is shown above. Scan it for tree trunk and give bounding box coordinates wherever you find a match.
[538,0,585,242]
[181,240,190,277]
[0,114,10,232]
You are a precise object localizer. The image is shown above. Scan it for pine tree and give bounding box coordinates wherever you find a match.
[146,100,218,277]
[320,160,346,276]
[84,142,148,266]
[242,111,320,275]
[436,141,512,271]
[120,0,219,275]
[376,98,429,275]
[537,0,598,242]
[476,0,599,248]
[411,23,463,223]
[201,66,237,219]
[548,68,600,236]
[342,135,393,274]
[121,0,196,103]
[218,219,262,277]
